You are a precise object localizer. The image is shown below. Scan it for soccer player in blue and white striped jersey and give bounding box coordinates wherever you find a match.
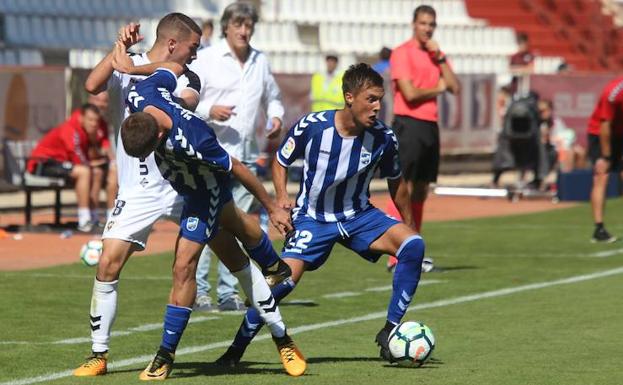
[216,63,426,366]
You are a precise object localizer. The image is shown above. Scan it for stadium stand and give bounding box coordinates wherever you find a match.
[1,0,573,78]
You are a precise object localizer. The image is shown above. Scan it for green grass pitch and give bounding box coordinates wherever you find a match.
[2,200,623,385]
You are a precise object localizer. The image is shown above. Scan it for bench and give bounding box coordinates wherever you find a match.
[2,138,71,228]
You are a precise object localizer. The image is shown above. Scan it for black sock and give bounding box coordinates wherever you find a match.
[383,320,396,333]
[596,222,604,230]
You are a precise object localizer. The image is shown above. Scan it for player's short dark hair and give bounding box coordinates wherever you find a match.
[120,112,160,159]
[413,5,436,21]
[220,2,258,37]
[80,103,100,116]
[156,12,202,43]
[342,63,384,95]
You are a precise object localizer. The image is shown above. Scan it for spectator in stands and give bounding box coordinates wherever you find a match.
[509,32,535,96]
[387,4,460,270]
[586,77,623,243]
[372,47,392,74]
[188,1,285,311]
[87,91,117,222]
[200,19,214,49]
[26,104,110,232]
[510,32,535,74]
[538,99,586,173]
[310,53,344,112]
[373,47,393,123]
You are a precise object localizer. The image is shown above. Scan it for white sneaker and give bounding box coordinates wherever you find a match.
[194,295,216,312]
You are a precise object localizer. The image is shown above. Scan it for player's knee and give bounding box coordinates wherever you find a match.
[96,252,123,280]
[396,235,425,264]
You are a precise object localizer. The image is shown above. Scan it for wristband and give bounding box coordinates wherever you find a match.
[436,55,447,64]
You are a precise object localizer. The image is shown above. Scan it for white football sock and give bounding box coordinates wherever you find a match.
[78,208,91,227]
[233,262,286,338]
[90,279,118,353]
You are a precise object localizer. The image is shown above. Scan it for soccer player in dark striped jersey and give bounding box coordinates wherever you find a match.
[112,47,306,379]
[216,63,426,366]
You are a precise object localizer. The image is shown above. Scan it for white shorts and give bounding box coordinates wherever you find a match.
[102,187,183,249]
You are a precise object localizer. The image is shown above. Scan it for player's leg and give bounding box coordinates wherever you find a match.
[216,216,335,367]
[208,231,306,376]
[216,258,305,367]
[74,193,168,377]
[105,162,118,220]
[589,135,617,242]
[343,208,425,362]
[218,201,291,285]
[140,235,203,381]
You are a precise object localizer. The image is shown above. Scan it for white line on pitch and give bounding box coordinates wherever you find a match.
[323,279,444,299]
[588,247,623,258]
[4,266,623,385]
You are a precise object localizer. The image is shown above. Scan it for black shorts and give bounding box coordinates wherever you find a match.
[588,134,623,171]
[392,115,440,183]
[31,159,73,178]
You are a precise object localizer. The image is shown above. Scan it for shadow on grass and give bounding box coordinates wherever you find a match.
[431,265,479,272]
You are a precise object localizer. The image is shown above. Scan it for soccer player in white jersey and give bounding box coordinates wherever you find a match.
[74,13,203,377]
[215,63,426,366]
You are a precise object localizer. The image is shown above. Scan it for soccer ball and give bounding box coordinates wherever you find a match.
[388,321,435,367]
[80,240,103,266]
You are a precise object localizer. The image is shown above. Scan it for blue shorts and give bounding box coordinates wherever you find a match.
[282,207,400,270]
[179,186,233,244]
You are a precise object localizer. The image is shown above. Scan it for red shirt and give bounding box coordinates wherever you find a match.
[587,76,623,136]
[390,39,443,122]
[26,109,109,172]
[509,50,535,67]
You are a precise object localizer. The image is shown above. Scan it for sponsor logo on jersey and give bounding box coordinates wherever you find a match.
[281,137,296,159]
[106,221,115,232]
[186,217,199,232]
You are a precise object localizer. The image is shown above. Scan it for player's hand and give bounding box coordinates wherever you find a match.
[111,41,135,74]
[117,22,143,49]
[276,195,294,210]
[266,117,283,139]
[425,39,440,56]
[209,105,236,121]
[268,206,293,236]
[436,77,447,93]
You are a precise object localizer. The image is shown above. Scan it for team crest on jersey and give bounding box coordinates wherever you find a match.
[360,151,371,165]
[106,221,115,232]
[281,137,296,159]
[186,217,199,232]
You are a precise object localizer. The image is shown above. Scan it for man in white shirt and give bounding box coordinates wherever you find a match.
[189,2,284,312]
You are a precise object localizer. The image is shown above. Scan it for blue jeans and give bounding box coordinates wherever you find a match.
[195,163,267,304]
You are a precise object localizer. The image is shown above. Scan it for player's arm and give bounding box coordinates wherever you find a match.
[272,158,293,209]
[231,158,293,235]
[388,177,415,230]
[261,61,285,139]
[85,23,142,94]
[396,78,446,104]
[111,42,184,77]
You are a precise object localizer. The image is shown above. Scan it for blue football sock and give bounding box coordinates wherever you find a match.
[244,231,279,269]
[160,304,192,353]
[232,278,295,349]
[387,235,425,325]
